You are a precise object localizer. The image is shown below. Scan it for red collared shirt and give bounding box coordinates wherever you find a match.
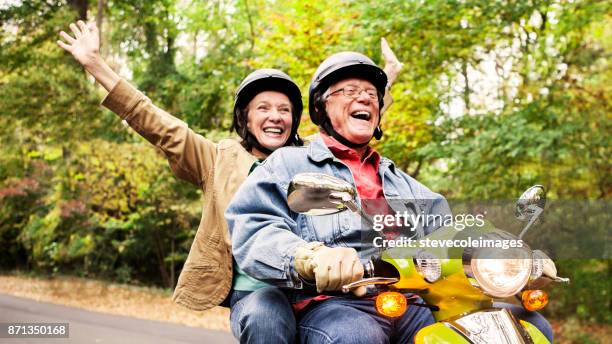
[320,133,394,221]
[320,133,384,202]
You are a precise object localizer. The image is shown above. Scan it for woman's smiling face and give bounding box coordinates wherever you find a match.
[246,91,293,151]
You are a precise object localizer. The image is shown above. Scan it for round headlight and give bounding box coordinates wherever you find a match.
[470,248,532,298]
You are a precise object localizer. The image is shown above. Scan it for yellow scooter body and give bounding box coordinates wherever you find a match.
[381,224,550,343]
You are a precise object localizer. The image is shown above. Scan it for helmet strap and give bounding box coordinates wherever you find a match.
[321,118,369,149]
[373,126,383,140]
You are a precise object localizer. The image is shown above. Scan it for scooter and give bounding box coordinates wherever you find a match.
[287,173,569,344]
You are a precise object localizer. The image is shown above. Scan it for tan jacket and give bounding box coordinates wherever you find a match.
[102,79,256,311]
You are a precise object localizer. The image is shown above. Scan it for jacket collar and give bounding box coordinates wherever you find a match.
[308,133,397,171]
[308,133,337,163]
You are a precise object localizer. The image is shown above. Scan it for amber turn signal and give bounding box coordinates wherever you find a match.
[521,289,549,311]
[375,291,407,317]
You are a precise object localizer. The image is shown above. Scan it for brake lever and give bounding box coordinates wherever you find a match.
[341,277,399,293]
[551,276,570,284]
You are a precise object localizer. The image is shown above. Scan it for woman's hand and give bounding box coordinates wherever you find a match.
[57,20,119,92]
[57,20,101,68]
[380,38,403,115]
[381,38,403,86]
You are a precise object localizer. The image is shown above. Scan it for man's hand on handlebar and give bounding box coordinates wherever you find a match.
[294,243,367,296]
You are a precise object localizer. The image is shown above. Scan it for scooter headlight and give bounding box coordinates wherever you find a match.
[470,248,532,298]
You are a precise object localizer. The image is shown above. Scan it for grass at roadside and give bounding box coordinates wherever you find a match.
[1,272,610,343]
[551,318,612,344]
[0,272,229,332]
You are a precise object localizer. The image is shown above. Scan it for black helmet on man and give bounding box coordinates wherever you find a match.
[308,52,387,147]
[233,69,303,153]
[308,52,387,125]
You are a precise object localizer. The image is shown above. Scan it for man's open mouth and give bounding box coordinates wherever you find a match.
[350,111,371,121]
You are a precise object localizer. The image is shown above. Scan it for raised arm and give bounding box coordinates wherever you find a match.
[58,21,216,187]
[380,37,404,114]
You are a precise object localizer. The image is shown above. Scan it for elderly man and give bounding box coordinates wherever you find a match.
[226,51,450,343]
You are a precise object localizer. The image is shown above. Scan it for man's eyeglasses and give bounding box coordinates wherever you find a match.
[325,86,379,100]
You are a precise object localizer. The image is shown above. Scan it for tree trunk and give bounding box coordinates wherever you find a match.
[170,237,175,288]
[68,0,88,21]
[244,0,256,52]
[462,59,470,114]
[96,0,104,47]
[153,228,171,288]
[409,157,423,179]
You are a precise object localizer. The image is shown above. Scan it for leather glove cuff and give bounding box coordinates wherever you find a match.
[293,241,325,281]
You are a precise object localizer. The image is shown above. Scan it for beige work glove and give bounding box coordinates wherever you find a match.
[381,38,404,114]
[294,242,366,296]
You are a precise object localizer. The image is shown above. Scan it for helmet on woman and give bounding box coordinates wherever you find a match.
[233,69,303,153]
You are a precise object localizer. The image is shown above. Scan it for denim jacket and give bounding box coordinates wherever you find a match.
[225,134,450,298]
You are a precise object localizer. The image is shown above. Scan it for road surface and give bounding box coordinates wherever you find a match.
[0,294,236,343]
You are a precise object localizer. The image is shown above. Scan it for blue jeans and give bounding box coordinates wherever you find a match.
[495,302,553,343]
[297,295,435,344]
[229,287,297,344]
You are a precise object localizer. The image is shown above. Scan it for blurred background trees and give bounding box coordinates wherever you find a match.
[1,0,609,325]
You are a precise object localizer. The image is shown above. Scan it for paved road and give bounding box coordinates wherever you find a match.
[0,294,237,343]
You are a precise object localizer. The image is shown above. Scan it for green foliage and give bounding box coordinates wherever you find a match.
[354,0,611,200]
[0,139,200,286]
[173,0,260,129]
[544,260,611,324]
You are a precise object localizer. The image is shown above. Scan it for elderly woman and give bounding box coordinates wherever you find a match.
[58,20,303,343]
[59,20,403,343]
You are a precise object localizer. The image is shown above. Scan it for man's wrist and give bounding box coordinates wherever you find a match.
[302,241,325,251]
[293,241,325,281]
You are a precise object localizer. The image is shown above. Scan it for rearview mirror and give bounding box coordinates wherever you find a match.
[515,185,547,239]
[287,173,356,215]
[515,185,547,221]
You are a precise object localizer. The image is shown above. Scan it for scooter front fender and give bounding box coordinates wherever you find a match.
[414,320,551,344]
[520,320,550,344]
[415,323,470,344]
